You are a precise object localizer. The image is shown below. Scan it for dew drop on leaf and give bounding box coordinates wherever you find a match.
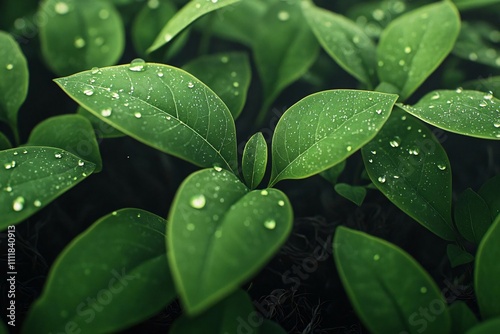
[74,37,86,48]
[278,200,285,207]
[389,136,401,148]
[134,112,142,119]
[378,176,386,183]
[404,46,412,54]
[129,58,146,72]
[164,34,172,42]
[101,108,112,117]
[83,89,94,96]
[232,81,239,88]
[263,219,277,230]
[373,254,380,261]
[6,64,13,70]
[54,2,69,15]
[13,196,25,212]
[54,153,62,159]
[437,164,447,171]
[190,194,206,209]
[277,10,290,21]
[213,166,222,172]
[78,160,85,167]
[260,190,269,196]
[34,200,42,207]
[5,186,12,192]
[187,82,194,89]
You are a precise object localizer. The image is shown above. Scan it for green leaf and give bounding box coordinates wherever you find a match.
[168,168,293,315]
[54,63,238,173]
[463,76,500,97]
[0,31,28,137]
[0,132,12,150]
[242,132,268,189]
[333,226,451,334]
[183,52,251,119]
[39,0,125,76]
[302,3,377,87]
[0,147,95,229]
[449,301,478,334]
[453,21,500,68]
[27,114,103,172]
[446,244,474,268]
[334,183,367,206]
[377,1,461,100]
[77,106,124,139]
[454,188,492,244]
[475,214,500,319]
[260,320,288,334]
[147,0,240,53]
[253,1,319,124]
[320,160,346,186]
[399,90,500,140]
[466,318,500,334]
[453,0,500,10]
[362,111,455,240]
[478,175,500,220]
[270,90,398,186]
[170,290,254,334]
[22,209,174,333]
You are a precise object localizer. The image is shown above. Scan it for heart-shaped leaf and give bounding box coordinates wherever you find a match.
[454,188,492,244]
[449,301,478,334]
[23,209,175,333]
[334,183,367,206]
[333,226,451,333]
[168,168,293,315]
[242,132,268,189]
[55,63,238,172]
[270,90,398,186]
[0,147,95,229]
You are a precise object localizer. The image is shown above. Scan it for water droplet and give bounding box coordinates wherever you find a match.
[13,151,18,156]
[484,93,493,100]
[83,88,94,96]
[187,82,194,88]
[5,186,12,192]
[129,58,146,72]
[408,148,419,155]
[399,59,405,66]
[373,254,380,261]
[401,115,407,121]
[393,175,400,179]
[437,164,447,171]
[164,34,172,42]
[277,10,290,21]
[190,194,206,209]
[91,67,100,75]
[468,52,478,61]
[368,159,373,163]
[371,150,377,155]
[378,176,386,183]
[431,93,440,100]
[157,71,164,77]
[494,122,500,128]
[389,136,401,148]
[404,46,412,54]
[6,64,13,70]
[13,196,25,211]
[4,161,15,170]
[74,37,86,48]
[101,108,112,117]
[375,109,382,114]
[264,219,276,230]
[211,0,218,3]
[34,200,42,207]
[78,160,85,166]
[111,92,119,99]
[455,87,463,93]
[195,3,201,8]
[98,9,109,19]
[187,223,195,231]
[420,287,427,294]
[479,101,487,107]
[112,211,117,216]
[346,146,352,152]
[220,56,229,63]
[372,9,385,21]
[261,190,269,196]
[55,153,62,159]
[134,112,142,119]
[148,0,159,9]
[278,200,285,207]
[54,2,69,14]
[213,166,222,172]
[214,230,222,238]
[233,81,239,88]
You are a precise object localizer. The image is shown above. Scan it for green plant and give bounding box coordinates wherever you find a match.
[1,0,499,333]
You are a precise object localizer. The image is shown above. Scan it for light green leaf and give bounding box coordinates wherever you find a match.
[0,132,12,150]
[147,0,240,53]
[320,160,346,186]
[242,132,268,189]
[454,188,492,244]
[39,0,125,76]
[463,76,500,96]
[333,226,451,334]
[270,90,398,186]
[478,175,500,220]
[446,244,474,268]
[377,1,461,100]
[22,209,174,333]
[453,21,500,68]
[183,52,251,119]
[168,168,293,316]
[361,111,455,240]
[334,183,367,206]
[27,114,103,172]
[0,31,28,137]
[54,63,238,173]
[475,214,500,319]
[466,318,500,334]
[453,0,500,10]
[399,90,500,140]
[302,3,377,87]
[0,147,95,229]
[449,301,478,334]
[77,106,124,139]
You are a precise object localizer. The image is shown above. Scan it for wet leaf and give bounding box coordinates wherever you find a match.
[23,209,174,333]
[377,1,460,100]
[303,3,377,87]
[242,132,267,189]
[270,90,397,186]
[466,318,500,333]
[39,0,125,76]
[446,244,474,268]
[0,132,12,150]
[27,114,103,172]
[168,168,293,315]
[333,226,451,334]
[147,0,240,53]
[399,90,500,140]
[362,111,455,240]
[334,183,367,206]
[449,301,478,334]
[0,147,95,229]
[475,214,500,319]
[183,52,251,119]
[55,63,238,173]
[454,188,492,244]
[478,175,500,219]
[453,21,500,68]
[77,106,124,139]
[320,160,346,186]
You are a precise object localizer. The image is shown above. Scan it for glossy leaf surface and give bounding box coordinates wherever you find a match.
[242,132,268,189]
[454,188,492,244]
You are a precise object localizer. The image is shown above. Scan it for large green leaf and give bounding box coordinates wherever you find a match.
[183,52,251,119]
[334,226,450,334]
[377,1,460,100]
[453,0,500,10]
[0,132,12,150]
[23,209,174,333]
[302,3,377,87]
[147,0,240,53]
[0,147,95,229]
[362,111,455,240]
[478,175,500,220]
[399,90,500,140]
[39,0,124,76]
[475,214,500,319]
[77,106,124,139]
[463,76,500,96]
[55,63,238,172]
[466,318,500,334]
[454,188,492,244]
[270,90,398,186]
[168,168,293,315]
[449,301,478,334]
[27,114,103,172]
[0,31,28,138]
[242,132,268,189]
[453,21,500,68]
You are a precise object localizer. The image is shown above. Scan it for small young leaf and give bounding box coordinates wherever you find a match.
[320,160,346,186]
[475,214,500,319]
[478,175,500,219]
[22,209,174,333]
[453,21,500,68]
[77,106,124,139]
[55,63,238,173]
[168,168,293,316]
[448,301,478,334]
[466,318,500,334]
[0,147,95,228]
[147,0,240,53]
[183,52,251,119]
[399,90,500,140]
[302,3,377,87]
[27,114,103,172]
[454,188,492,244]
[242,132,268,189]
[362,111,455,240]
[333,226,451,333]
[377,1,460,100]
[270,90,398,186]
[39,0,125,76]
[0,132,12,150]
[447,244,474,268]
[334,183,367,206]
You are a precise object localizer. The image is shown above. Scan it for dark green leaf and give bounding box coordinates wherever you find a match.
[463,76,500,97]
[454,188,492,244]
[478,175,500,220]
[320,160,346,186]
[453,0,500,11]
[0,132,12,150]
[449,301,478,334]
[447,244,474,268]
[242,132,268,189]
[466,317,500,334]
[77,106,124,139]
[334,183,367,206]
[453,21,500,68]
